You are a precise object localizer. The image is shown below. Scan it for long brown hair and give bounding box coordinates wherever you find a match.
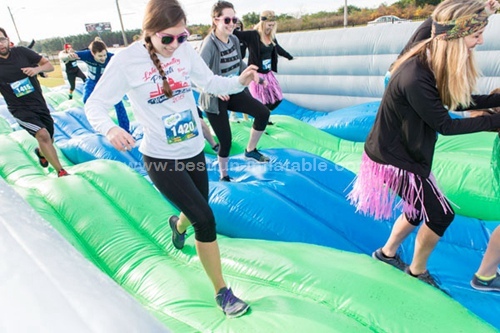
[142,0,186,98]
[211,1,235,32]
[391,0,487,110]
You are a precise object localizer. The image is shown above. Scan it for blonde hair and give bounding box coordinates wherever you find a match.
[142,0,186,98]
[391,0,487,110]
[254,10,277,45]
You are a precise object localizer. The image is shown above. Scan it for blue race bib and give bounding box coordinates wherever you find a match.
[10,77,35,97]
[163,109,199,144]
[262,59,271,71]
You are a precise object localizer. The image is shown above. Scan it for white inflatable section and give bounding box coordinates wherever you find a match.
[0,178,168,333]
[275,14,500,112]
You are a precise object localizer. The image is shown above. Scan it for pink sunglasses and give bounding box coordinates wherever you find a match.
[155,30,190,45]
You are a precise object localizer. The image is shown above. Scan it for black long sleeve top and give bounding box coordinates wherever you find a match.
[233,30,293,74]
[365,56,500,178]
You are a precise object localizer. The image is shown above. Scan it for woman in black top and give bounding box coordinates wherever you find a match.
[348,0,500,289]
[385,0,498,87]
[399,0,498,57]
[234,10,293,111]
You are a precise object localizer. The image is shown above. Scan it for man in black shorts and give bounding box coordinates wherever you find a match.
[0,27,69,177]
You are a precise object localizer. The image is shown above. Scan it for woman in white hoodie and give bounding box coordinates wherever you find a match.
[85,0,259,318]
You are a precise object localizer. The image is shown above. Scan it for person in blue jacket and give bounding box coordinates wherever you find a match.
[67,38,130,132]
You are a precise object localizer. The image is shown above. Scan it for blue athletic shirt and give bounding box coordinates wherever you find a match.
[75,50,114,82]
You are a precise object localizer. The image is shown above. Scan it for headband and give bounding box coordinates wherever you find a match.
[433,11,488,40]
[261,15,276,22]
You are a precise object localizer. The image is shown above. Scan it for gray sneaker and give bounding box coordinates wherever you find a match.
[404,267,439,287]
[169,215,185,249]
[471,273,500,292]
[405,267,450,295]
[244,149,270,163]
[372,248,407,271]
[215,287,250,318]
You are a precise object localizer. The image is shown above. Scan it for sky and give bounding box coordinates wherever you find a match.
[0,0,399,43]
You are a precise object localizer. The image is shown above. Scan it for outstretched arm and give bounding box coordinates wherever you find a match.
[233,30,255,44]
[85,56,133,151]
[189,43,257,95]
[275,39,293,60]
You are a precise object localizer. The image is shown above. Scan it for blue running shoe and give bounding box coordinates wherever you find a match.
[169,215,185,249]
[215,287,249,318]
[471,273,500,292]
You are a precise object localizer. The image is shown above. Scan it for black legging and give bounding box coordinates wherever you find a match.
[67,69,87,92]
[397,176,455,237]
[206,89,270,158]
[143,151,217,242]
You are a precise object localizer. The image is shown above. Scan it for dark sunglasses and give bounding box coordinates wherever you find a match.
[261,16,276,22]
[155,31,189,45]
[217,16,238,25]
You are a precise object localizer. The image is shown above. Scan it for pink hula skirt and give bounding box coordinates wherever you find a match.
[249,71,283,105]
[347,152,452,221]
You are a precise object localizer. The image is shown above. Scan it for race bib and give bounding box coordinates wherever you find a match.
[262,59,271,71]
[10,77,35,97]
[163,109,199,144]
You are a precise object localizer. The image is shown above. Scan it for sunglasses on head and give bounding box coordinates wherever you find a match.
[217,16,238,25]
[155,31,189,45]
[261,16,276,22]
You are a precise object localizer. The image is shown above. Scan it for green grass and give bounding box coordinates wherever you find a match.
[40,63,65,88]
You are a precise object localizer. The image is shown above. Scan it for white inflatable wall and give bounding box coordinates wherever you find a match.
[276,14,500,112]
[0,178,168,333]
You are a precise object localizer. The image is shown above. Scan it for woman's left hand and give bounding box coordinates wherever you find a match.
[238,65,259,86]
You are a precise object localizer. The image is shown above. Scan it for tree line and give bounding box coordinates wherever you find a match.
[27,0,439,55]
